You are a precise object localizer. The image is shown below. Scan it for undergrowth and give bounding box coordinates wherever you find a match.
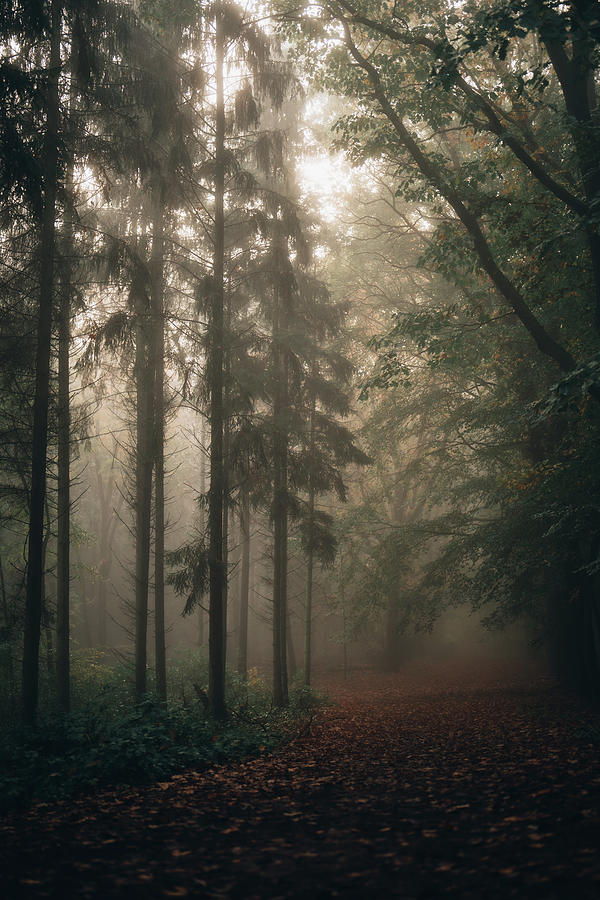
[0,650,327,811]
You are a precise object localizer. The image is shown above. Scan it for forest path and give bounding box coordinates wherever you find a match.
[2,661,600,899]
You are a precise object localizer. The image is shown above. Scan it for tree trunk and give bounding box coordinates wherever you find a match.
[222,430,229,668]
[55,237,71,711]
[286,604,297,677]
[73,544,93,648]
[0,554,16,704]
[22,1,62,726]
[42,500,54,679]
[152,191,167,701]
[537,11,600,332]
[94,451,122,648]
[237,486,250,676]
[340,553,349,680]
[208,4,227,719]
[272,469,288,706]
[304,536,314,687]
[197,415,207,646]
[272,234,289,708]
[56,146,75,713]
[42,599,54,678]
[304,387,316,686]
[134,273,154,699]
[222,271,232,668]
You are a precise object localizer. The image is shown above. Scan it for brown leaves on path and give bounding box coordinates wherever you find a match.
[1,659,600,899]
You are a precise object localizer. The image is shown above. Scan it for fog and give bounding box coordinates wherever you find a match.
[2,0,598,726]
[3,3,600,896]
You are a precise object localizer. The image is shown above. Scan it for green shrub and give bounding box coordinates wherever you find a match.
[0,652,326,811]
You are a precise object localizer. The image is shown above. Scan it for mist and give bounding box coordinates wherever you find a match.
[1,1,599,896]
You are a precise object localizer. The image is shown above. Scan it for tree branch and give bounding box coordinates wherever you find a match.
[336,14,577,374]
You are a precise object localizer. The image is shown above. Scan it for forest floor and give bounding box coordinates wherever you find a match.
[1,659,600,899]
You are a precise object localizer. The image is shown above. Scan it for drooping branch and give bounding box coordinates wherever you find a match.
[329,0,590,220]
[337,15,577,374]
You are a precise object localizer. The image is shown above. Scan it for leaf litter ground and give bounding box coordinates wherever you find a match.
[1,659,600,898]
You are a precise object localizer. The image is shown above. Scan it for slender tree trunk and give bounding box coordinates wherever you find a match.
[222,424,229,668]
[22,1,62,726]
[56,254,71,710]
[42,600,54,677]
[197,415,207,646]
[304,525,314,686]
[152,191,167,701]
[208,4,227,719]
[304,388,316,686]
[95,461,110,647]
[0,554,15,704]
[56,149,75,713]
[383,497,406,671]
[286,604,297,677]
[97,563,108,646]
[272,472,287,705]
[272,237,289,707]
[237,485,250,676]
[340,553,349,680]
[73,544,93,648]
[42,500,54,678]
[222,272,232,668]
[134,273,154,699]
[94,455,122,648]
[280,376,289,710]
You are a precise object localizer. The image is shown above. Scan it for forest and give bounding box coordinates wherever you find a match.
[1,0,600,897]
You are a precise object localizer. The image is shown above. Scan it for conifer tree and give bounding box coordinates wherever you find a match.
[1,0,150,720]
[297,294,370,686]
[21,0,62,726]
[189,0,293,716]
[237,193,367,702]
[208,0,228,718]
[74,1,200,699]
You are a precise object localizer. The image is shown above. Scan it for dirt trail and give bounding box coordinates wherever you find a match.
[2,661,600,899]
